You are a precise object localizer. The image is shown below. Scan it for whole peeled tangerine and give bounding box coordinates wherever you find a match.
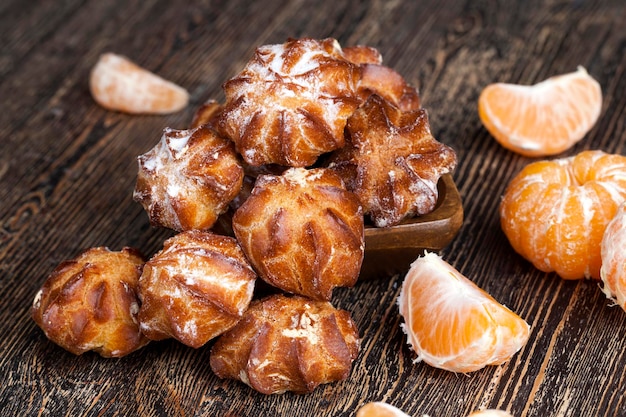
[31,247,149,358]
[133,124,244,232]
[500,150,626,280]
[210,294,361,394]
[232,167,364,301]
[137,230,257,348]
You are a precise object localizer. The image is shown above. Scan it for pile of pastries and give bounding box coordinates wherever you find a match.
[31,37,457,394]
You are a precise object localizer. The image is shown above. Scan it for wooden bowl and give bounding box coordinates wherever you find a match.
[361,174,463,280]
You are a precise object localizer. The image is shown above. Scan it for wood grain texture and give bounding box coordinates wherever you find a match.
[1,0,626,416]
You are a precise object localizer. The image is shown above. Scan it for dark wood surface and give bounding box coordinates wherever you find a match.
[2,0,626,416]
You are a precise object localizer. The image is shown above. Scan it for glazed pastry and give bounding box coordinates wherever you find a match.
[210,294,360,394]
[342,44,420,111]
[358,64,421,111]
[138,230,256,348]
[329,94,457,227]
[31,247,149,357]
[133,124,244,232]
[217,37,362,167]
[232,167,364,300]
[342,44,383,65]
[189,99,223,129]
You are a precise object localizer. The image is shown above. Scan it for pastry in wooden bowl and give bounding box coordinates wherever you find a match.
[361,174,463,280]
[133,124,244,232]
[137,230,256,348]
[210,294,360,394]
[232,167,364,300]
[329,94,457,227]
[31,247,149,358]
[217,37,362,167]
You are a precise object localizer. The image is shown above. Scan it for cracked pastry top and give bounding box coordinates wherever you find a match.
[133,124,244,232]
[216,37,363,167]
[137,230,256,348]
[329,94,457,227]
[31,247,149,357]
[232,167,364,300]
[210,294,360,394]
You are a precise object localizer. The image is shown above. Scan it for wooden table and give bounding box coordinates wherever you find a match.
[2,0,625,416]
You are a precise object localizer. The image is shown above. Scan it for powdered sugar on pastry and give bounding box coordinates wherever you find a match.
[217,38,362,167]
[138,230,257,348]
[134,125,244,231]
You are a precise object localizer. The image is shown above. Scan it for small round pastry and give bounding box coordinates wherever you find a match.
[210,294,361,394]
[329,94,457,227]
[189,99,223,129]
[217,37,362,167]
[133,124,244,232]
[31,247,148,358]
[138,230,256,348]
[341,44,383,65]
[358,63,421,111]
[232,167,364,300]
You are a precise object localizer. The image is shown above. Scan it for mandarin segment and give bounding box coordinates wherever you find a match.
[397,252,529,373]
[90,53,189,114]
[478,67,602,157]
[600,203,626,311]
[356,402,412,417]
[500,150,626,279]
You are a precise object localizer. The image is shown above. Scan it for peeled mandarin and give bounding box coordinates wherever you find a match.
[500,150,626,279]
[90,52,189,114]
[600,202,626,311]
[397,252,529,373]
[356,402,411,417]
[479,67,602,157]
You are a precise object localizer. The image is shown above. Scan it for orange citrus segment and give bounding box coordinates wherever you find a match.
[500,151,626,280]
[356,402,411,417]
[397,252,530,373]
[600,202,626,310]
[478,67,602,157]
[90,53,189,114]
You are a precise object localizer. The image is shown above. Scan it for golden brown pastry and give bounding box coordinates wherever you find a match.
[133,124,244,232]
[31,247,149,357]
[189,99,223,129]
[358,63,421,111]
[217,37,362,167]
[342,44,383,65]
[329,94,457,227]
[342,44,420,111]
[210,294,360,394]
[232,167,364,300]
[137,230,256,348]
